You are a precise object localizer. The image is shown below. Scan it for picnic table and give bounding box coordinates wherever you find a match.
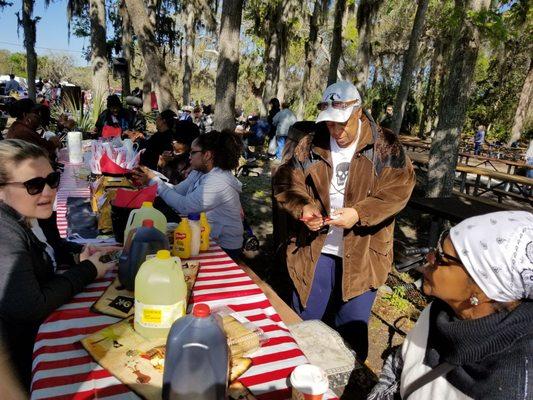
[457,152,532,174]
[31,157,338,400]
[407,151,533,204]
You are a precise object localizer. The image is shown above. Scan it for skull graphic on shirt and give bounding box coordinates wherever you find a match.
[336,162,350,187]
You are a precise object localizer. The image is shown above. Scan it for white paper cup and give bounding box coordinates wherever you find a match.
[67,131,83,164]
[290,364,329,400]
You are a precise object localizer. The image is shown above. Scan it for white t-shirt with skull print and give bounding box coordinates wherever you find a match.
[322,120,360,257]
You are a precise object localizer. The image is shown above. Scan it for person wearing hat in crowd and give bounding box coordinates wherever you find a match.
[180,105,194,122]
[368,211,533,400]
[273,81,415,362]
[94,94,135,137]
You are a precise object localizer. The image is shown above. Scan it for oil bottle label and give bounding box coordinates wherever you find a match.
[134,300,185,328]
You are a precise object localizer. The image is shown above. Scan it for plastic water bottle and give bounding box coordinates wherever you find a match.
[188,213,201,257]
[163,304,229,400]
[118,219,169,291]
[134,250,187,339]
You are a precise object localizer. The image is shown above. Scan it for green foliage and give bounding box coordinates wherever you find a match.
[467,9,508,45]
[383,286,411,312]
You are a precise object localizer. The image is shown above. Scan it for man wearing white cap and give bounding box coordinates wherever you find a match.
[273,81,415,362]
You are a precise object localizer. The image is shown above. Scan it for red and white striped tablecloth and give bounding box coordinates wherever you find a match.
[32,248,334,400]
[55,161,91,238]
[32,159,337,399]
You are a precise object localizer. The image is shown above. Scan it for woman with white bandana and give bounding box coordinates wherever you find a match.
[368,211,533,400]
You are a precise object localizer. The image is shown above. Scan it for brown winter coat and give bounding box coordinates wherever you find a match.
[273,114,415,306]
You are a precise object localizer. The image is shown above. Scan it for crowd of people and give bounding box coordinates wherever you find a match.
[0,80,531,399]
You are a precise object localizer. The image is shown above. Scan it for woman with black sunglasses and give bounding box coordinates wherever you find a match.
[369,211,533,400]
[0,140,116,390]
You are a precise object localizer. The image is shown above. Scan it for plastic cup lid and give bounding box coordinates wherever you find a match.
[290,364,329,395]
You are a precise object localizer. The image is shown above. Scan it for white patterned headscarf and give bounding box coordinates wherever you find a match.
[449,211,533,302]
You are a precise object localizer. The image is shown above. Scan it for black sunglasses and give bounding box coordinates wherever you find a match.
[0,171,61,195]
[426,229,463,267]
[317,99,359,111]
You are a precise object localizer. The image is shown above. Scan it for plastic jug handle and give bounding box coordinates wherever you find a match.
[125,209,136,232]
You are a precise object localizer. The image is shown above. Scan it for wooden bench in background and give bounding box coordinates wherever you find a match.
[407,191,526,245]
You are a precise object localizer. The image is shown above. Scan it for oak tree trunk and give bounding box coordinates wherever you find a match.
[262,12,282,109]
[182,1,196,106]
[89,0,109,98]
[327,0,346,87]
[297,0,328,120]
[353,0,384,91]
[391,0,429,134]
[419,41,443,137]
[508,58,533,145]
[119,0,132,97]
[426,0,490,198]
[21,0,37,101]
[126,0,177,112]
[214,0,243,131]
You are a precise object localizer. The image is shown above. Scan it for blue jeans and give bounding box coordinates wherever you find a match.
[527,157,533,179]
[292,253,377,362]
[276,136,286,160]
[474,142,482,155]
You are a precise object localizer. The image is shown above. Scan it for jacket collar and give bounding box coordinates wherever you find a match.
[311,113,375,164]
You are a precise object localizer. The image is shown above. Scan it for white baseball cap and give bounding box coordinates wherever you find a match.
[316,81,362,124]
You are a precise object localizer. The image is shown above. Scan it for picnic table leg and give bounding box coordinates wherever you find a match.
[460,172,467,193]
[474,175,481,196]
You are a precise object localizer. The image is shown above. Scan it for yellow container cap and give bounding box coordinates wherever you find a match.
[142,201,153,207]
[157,250,171,259]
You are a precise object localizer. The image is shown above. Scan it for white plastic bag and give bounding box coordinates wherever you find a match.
[267,136,277,156]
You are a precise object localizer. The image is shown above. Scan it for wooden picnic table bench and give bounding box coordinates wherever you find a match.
[406,151,533,204]
[455,164,533,204]
[457,152,532,174]
[408,191,526,245]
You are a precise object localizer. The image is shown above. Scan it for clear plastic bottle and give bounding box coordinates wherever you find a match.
[188,213,201,257]
[163,304,229,400]
[134,250,187,339]
[124,201,167,242]
[199,212,211,252]
[172,217,192,259]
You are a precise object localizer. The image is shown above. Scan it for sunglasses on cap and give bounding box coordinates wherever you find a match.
[426,229,463,267]
[317,99,360,111]
[0,171,61,195]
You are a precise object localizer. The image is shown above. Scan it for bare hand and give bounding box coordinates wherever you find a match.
[81,245,122,256]
[131,166,154,186]
[301,204,324,231]
[80,247,117,279]
[326,208,359,229]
